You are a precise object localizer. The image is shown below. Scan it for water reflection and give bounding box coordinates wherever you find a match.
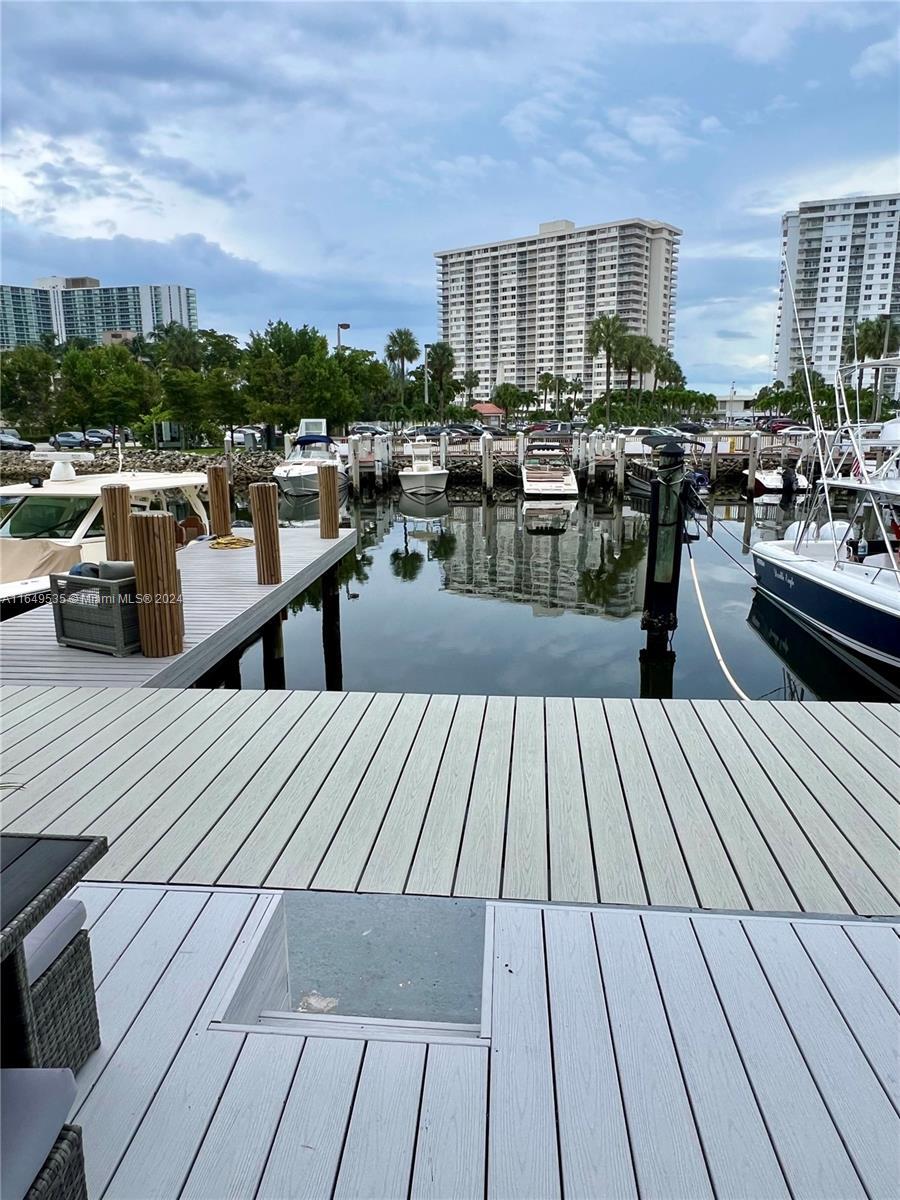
[234,489,895,701]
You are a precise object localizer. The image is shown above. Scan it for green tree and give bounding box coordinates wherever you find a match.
[91,344,158,441]
[204,366,246,442]
[160,368,207,449]
[147,321,203,371]
[552,374,567,417]
[537,371,554,410]
[426,341,456,423]
[630,337,657,401]
[293,354,357,430]
[586,312,628,428]
[198,329,242,371]
[567,376,584,413]
[384,328,420,396]
[0,345,58,434]
[493,382,523,420]
[462,369,480,402]
[56,348,97,437]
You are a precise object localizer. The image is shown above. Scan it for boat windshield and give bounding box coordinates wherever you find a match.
[288,442,334,462]
[0,495,95,539]
[525,452,567,467]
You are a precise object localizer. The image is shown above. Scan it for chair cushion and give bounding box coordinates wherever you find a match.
[99,560,135,581]
[23,897,87,983]
[1,1068,76,1200]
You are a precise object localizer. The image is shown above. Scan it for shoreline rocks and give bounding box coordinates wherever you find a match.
[0,449,284,485]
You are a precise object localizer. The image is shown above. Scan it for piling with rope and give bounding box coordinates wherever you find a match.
[248,481,282,585]
[101,483,132,561]
[130,511,184,657]
[318,463,340,539]
[207,465,232,538]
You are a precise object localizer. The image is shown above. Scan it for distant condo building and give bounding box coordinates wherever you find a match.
[435,217,681,404]
[774,192,900,387]
[0,276,198,349]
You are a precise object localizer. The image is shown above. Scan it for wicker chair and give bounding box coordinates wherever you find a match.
[30,931,100,1073]
[27,1124,87,1200]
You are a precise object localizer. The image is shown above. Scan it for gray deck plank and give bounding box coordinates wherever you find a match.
[502,697,548,901]
[313,692,431,891]
[97,692,283,881]
[603,700,696,907]
[635,700,747,910]
[103,894,274,1200]
[692,701,850,914]
[695,916,867,1198]
[0,686,77,734]
[593,909,713,1199]
[172,691,347,885]
[264,693,402,888]
[543,906,636,1199]
[773,702,900,835]
[573,698,645,906]
[1,686,110,746]
[488,903,560,1200]
[3,690,197,831]
[257,1037,365,1200]
[662,700,799,911]
[643,912,790,1198]
[74,882,119,929]
[405,694,485,896]
[218,691,376,888]
[411,1043,488,1200]
[545,697,596,903]
[795,920,900,1106]
[844,923,900,1008]
[180,1034,305,1200]
[729,704,898,914]
[75,891,255,1199]
[359,694,459,894]
[1,687,135,773]
[744,917,899,1198]
[454,695,515,899]
[333,1040,426,1200]
[79,884,166,985]
[834,701,900,763]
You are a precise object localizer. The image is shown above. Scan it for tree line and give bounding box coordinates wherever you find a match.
[1,310,698,445]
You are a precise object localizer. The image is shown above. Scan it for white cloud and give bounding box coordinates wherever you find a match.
[677,291,779,390]
[851,33,900,80]
[582,125,644,164]
[681,240,779,262]
[699,116,725,134]
[739,155,900,216]
[607,98,698,161]
[501,93,566,144]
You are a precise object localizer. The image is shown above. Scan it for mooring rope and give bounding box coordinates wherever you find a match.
[686,545,751,701]
[209,535,255,550]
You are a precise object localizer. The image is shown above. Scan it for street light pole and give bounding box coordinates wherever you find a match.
[423,343,431,412]
[336,322,350,350]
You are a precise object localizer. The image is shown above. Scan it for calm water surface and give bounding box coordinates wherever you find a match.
[238,490,898,701]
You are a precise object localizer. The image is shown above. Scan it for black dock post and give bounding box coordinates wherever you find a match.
[262,612,287,690]
[641,441,688,654]
[321,565,343,691]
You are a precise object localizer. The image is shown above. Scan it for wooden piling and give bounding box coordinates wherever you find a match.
[745,432,760,501]
[615,434,626,498]
[709,440,718,486]
[207,465,232,537]
[321,565,343,690]
[249,481,282,584]
[374,435,384,489]
[439,431,449,470]
[130,511,183,657]
[101,483,132,561]
[262,614,286,689]
[481,432,494,495]
[318,464,340,539]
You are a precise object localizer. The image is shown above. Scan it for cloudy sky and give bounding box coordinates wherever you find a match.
[2,1,898,393]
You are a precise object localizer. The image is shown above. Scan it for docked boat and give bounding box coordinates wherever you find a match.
[521,442,578,498]
[398,439,449,498]
[743,465,810,498]
[0,455,208,608]
[274,434,349,497]
[751,358,900,669]
[522,499,577,535]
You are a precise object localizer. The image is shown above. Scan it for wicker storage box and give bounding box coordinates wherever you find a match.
[50,573,141,656]
[31,930,101,1073]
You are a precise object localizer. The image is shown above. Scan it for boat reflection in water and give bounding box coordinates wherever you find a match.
[747,591,900,701]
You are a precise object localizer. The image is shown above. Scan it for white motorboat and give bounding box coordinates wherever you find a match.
[742,466,810,497]
[274,434,349,497]
[751,358,900,669]
[0,453,209,607]
[521,441,578,498]
[398,439,449,498]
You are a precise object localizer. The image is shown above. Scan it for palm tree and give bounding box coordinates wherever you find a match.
[384,328,420,396]
[553,374,567,417]
[586,313,628,428]
[426,340,456,423]
[858,316,898,420]
[537,371,554,410]
[461,368,480,403]
[630,337,657,406]
[568,376,583,412]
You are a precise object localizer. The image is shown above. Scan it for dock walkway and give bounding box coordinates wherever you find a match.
[0,527,356,688]
[68,881,899,1200]
[2,686,897,916]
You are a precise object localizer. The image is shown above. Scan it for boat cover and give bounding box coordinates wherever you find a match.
[0,539,82,583]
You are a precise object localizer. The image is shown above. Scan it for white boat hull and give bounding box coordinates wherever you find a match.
[398,469,449,497]
[274,465,349,496]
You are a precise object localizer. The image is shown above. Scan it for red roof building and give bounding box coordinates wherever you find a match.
[472,402,504,425]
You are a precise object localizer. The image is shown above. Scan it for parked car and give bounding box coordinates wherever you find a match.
[777,424,813,436]
[402,424,443,439]
[766,417,806,434]
[50,431,102,450]
[0,433,36,452]
[730,415,755,428]
[86,428,114,445]
[0,427,22,440]
[348,423,389,436]
[673,421,706,434]
[619,426,680,439]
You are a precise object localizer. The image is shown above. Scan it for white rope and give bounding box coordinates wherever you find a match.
[688,556,751,701]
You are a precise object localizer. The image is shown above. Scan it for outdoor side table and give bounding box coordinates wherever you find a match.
[0,834,107,1067]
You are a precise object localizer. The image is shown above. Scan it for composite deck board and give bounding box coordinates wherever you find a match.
[833,700,900,762]
[71,885,898,1200]
[2,688,897,918]
[0,526,356,688]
